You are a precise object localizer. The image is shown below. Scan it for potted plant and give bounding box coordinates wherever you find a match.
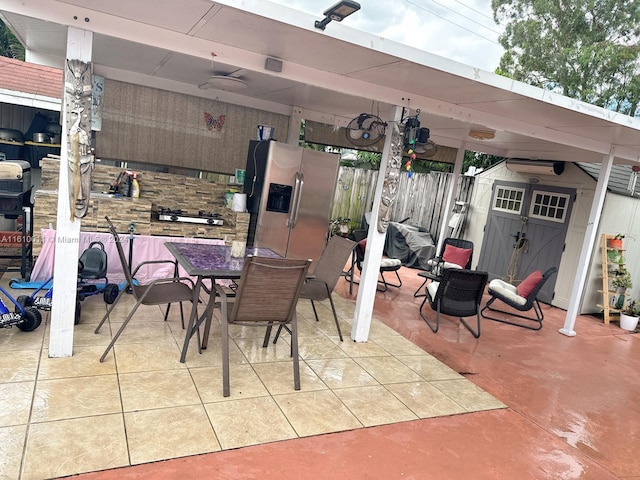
[608,233,624,249]
[619,299,640,331]
[611,270,632,309]
[330,217,352,237]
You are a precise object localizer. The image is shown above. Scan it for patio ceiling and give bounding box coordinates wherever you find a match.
[1,0,639,165]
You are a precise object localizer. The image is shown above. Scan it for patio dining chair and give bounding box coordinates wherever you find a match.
[481,267,558,330]
[419,268,488,338]
[271,235,356,345]
[216,256,311,397]
[94,216,195,362]
[299,235,356,341]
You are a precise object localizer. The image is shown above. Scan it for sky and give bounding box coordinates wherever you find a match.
[269,0,506,72]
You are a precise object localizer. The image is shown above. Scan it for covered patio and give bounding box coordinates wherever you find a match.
[2,0,640,349]
[1,266,638,479]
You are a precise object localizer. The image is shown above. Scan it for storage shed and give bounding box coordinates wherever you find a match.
[466,160,640,315]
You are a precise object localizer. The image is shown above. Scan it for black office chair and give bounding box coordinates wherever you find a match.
[413,238,474,297]
[419,268,488,338]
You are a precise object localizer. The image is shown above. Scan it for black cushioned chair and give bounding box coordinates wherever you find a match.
[419,268,488,338]
[481,267,558,330]
[413,237,474,297]
[347,229,402,293]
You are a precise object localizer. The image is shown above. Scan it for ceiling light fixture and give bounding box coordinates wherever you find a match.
[314,1,361,30]
[468,129,496,140]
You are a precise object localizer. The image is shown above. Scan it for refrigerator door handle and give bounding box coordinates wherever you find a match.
[287,172,304,228]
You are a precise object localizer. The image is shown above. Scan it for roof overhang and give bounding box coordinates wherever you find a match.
[1,0,639,165]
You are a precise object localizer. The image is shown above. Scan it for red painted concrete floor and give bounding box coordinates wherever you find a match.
[72,266,639,480]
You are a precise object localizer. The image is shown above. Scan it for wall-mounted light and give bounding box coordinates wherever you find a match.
[315,1,361,30]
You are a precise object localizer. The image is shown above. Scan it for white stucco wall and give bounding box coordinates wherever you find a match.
[466,162,597,311]
[582,193,640,314]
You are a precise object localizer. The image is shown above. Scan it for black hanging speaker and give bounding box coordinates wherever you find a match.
[403,117,420,148]
[417,127,430,143]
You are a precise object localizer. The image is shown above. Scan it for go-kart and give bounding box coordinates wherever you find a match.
[16,241,120,324]
[0,284,41,332]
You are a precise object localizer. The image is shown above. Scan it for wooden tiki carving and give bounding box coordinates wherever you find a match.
[65,59,94,220]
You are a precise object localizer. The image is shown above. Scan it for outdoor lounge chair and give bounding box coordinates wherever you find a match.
[419,268,488,338]
[413,237,473,297]
[94,216,195,362]
[480,267,558,330]
[216,256,311,397]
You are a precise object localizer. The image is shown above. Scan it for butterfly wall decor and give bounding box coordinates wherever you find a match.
[204,112,226,131]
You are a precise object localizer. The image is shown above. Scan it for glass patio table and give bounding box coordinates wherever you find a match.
[164,242,281,362]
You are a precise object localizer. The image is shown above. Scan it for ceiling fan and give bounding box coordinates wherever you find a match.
[199,69,248,91]
[345,113,387,147]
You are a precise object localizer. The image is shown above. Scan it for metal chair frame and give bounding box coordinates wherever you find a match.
[419,268,488,338]
[94,216,194,362]
[217,256,311,397]
[346,230,402,293]
[480,267,558,330]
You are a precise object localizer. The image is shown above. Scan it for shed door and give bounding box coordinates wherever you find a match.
[478,182,575,304]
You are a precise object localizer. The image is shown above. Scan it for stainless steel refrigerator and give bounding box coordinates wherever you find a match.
[244,140,340,263]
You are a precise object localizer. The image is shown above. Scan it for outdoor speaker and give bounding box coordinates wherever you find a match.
[265,57,283,72]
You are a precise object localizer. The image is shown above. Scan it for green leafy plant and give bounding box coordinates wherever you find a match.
[607,250,625,264]
[614,233,625,240]
[622,299,639,316]
[612,270,632,289]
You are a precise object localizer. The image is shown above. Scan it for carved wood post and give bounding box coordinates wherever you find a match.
[65,59,94,220]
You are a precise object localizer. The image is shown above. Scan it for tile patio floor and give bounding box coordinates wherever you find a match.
[1,264,639,479]
[0,269,505,480]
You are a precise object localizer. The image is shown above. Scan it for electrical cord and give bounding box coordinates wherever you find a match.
[248,140,267,199]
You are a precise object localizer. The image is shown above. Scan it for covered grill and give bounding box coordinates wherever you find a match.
[0,160,33,280]
[0,160,31,194]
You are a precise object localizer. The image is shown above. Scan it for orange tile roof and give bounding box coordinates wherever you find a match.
[0,56,62,99]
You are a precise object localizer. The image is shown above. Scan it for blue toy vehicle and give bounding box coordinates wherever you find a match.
[16,241,119,324]
[0,284,41,331]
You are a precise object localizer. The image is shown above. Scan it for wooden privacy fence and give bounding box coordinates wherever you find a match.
[330,167,475,244]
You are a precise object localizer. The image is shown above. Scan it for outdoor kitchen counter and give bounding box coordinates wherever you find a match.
[32,189,249,256]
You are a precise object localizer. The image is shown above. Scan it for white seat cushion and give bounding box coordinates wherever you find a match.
[426,258,463,270]
[380,258,402,268]
[426,281,439,301]
[488,278,527,306]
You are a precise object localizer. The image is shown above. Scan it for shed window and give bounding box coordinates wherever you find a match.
[529,191,569,223]
[493,187,525,214]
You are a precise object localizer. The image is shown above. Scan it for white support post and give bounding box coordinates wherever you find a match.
[351,105,403,342]
[435,143,466,253]
[49,27,93,357]
[560,147,615,337]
